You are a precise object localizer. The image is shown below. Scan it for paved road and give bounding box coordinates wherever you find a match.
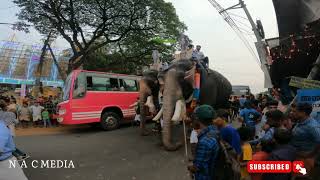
[16,125,191,180]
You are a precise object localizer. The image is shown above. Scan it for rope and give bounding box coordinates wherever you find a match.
[183,120,188,159]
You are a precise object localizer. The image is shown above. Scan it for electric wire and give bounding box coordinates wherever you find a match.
[207,0,260,64]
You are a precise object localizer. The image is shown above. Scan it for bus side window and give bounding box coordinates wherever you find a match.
[120,79,138,92]
[87,76,93,91]
[110,78,119,91]
[73,73,86,99]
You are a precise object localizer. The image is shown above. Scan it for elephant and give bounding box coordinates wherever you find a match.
[157,59,232,150]
[138,69,162,135]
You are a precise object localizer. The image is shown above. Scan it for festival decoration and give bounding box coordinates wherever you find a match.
[269,19,320,62]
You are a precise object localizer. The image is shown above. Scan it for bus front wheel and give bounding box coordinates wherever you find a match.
[100,112,120,131]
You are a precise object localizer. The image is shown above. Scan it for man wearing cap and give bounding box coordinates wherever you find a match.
[188,105,219,180]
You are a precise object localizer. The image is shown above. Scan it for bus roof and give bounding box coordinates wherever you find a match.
[73,69,141,78]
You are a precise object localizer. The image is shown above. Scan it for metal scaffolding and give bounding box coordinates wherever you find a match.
[0,40,69,87]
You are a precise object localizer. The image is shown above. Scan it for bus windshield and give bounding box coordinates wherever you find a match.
[63,73,73,101]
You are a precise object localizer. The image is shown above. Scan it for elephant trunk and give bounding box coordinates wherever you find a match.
[162,70,183,151]
[139,80,151,135]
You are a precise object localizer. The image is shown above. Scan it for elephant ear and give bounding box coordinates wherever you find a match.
[184,65,196,81]
[176,69,194,100]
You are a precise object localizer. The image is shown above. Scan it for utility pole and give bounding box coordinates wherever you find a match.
[208,0,273,88]
[239,0,272,88]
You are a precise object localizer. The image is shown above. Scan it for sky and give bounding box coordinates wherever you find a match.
[0,0,279,93]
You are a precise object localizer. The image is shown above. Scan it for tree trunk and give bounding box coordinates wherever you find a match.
[47,43,66,82]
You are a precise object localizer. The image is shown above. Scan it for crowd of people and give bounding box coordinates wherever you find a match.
[188,95,320,180]
[0,95,60,129]
[0,94,61,180]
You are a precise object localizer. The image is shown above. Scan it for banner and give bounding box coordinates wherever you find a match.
[297,89,320,120]
[289,76,320,89]
[297,89,320,104]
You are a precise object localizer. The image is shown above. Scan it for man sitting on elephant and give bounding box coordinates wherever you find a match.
[188,105,219,180]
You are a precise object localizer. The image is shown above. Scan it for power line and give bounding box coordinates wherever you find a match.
[232,17,252,30]
[207,0,260,64]
[228,12,248,21]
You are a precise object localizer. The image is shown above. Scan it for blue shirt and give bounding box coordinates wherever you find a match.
[311,111,320,121]
[0,121,15,161]
[249,127,275,146]
[220,125,241,155]
[239,98,246,107]
[290,118,320,152]
[240,108,261,128]
[194,125,220,180]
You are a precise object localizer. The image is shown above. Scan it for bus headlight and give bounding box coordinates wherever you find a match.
[57,118,63,123]
[59,109,66,115]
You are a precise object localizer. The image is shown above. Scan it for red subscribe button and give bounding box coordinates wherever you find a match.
[247,161,292,173]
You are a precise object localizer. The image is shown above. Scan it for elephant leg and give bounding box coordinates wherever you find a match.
[162,123,183,151]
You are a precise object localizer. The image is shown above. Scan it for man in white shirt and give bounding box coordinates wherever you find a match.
[30,102,44,127]
[192,45,205,60]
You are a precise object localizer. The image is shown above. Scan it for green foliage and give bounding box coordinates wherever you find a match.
[14,0,186,73]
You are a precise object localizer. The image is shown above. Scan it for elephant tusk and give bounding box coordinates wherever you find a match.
[172,100,185,122]
[145,96,156,114]
[152,107,163,121]
[185,94,193,103]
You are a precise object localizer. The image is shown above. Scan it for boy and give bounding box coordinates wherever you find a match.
[239,101,261,139]
[214,109,241,155]
[187,105,219,180]
[238,126,253,180]
[262,129,296,180]
[250,110,284,146]
[42,108,51,128]
[18,102,31,128]
[251,141,273,180]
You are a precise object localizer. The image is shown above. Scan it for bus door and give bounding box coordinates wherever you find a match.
[117,77,139,120]
[70,72,100,122]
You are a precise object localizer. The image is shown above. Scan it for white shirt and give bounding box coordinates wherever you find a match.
[30,105,44,121]
[192,50,205,60]
[190,129,198,143]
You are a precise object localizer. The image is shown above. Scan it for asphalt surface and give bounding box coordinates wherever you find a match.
[16,125,191,180]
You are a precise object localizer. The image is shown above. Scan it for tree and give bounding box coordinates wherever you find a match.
[14,0,186,73]
[83,33,181,74]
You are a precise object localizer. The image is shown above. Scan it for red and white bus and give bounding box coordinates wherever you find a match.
[57,70,140,130]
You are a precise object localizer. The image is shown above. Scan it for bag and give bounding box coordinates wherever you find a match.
[211,140,241,180]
